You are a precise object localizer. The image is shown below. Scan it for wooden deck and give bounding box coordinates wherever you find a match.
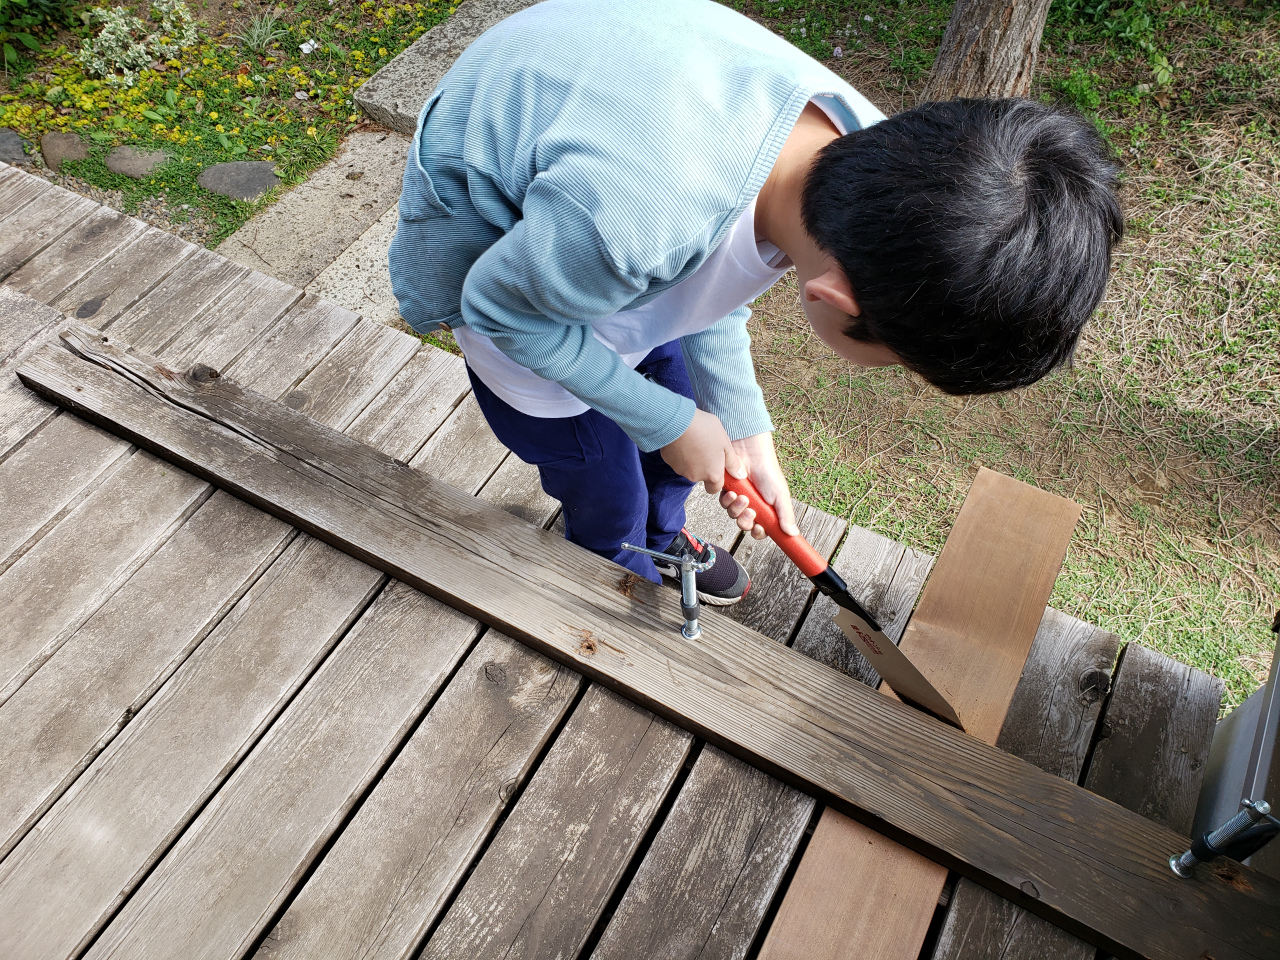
[0,160,1229,960]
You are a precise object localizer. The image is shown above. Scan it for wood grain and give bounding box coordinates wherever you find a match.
[791,528,933,685]
[47,224,195,326]
[0,316,432,960]
[759,471,1083,960]
[410,391,508,492]
[0,298,383,863]
[1085,642,1223,833]
[254,632,582,960]
[6,206,147,303]
[20,330,1280,960]
[931,637,1214,960]
[0,181,97,279]
[0,287,67,458]
[420,685,693,960]
[83,580,484,960]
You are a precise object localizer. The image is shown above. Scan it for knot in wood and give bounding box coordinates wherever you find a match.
[190,364,221,383]
[1077,667,1109,704]
[75,295,105,319]
[1019,880,1040,899]
[499,779,518,802]
[483,661,506,684]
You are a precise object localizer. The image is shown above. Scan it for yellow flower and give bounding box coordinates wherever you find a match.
[215,123,225,132]
[306,126,317,137]
[208,111,218,120]
[378,47,387,56]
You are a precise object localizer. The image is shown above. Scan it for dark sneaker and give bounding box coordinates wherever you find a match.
[654,528,751,605]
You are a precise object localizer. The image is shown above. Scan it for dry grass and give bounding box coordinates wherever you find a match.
[740,0,1280,705]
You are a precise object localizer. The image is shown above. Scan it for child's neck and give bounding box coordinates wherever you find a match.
[755,102,842,260]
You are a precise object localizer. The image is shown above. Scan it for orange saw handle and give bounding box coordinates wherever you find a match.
[722,474,827,577]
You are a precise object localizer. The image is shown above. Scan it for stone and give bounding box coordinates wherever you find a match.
[0,127,35,165]
[197,161,281,201]
[105,145,168,178]
[355,0,537,134]
[306,201,402,327]
[40,132,90,172]
[216,130,408,287]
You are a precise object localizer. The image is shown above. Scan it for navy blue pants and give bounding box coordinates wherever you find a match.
[467,340,696,583]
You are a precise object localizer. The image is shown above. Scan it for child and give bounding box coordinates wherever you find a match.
[389,0,1123,603]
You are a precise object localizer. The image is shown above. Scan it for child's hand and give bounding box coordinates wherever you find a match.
[718,432,799,539]
[660,410,747,494]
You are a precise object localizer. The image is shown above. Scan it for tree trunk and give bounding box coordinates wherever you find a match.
[921,0,1054,101]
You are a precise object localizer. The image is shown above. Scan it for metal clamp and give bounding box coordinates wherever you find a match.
[621,542,714,640]
[1170,799,1280,877]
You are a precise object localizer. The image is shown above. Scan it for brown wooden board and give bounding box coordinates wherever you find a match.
[757,470,1084,960]
[0,320,428,960]
[20,326,1280,960]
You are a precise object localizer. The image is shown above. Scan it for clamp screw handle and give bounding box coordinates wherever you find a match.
[621,542,714,640]
[1170,799,1275,877]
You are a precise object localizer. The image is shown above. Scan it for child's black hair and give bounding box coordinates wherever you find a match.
[801,98,1124,394]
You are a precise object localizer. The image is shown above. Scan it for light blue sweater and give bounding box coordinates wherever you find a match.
[388,0,883,451]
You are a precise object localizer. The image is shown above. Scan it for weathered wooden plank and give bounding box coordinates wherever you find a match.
[253,632,581,960]
[344,345,469,458]
[49,226,195,326]
[591,746,811,960]
[1085,642,1223,833]
[275,319,420,431]
[410,391,508,491]
[0,287,66,458]
[20,332,1280,960]
[0,492,292,862]
[84,581,484,960]
[0,450,211,703]
[6,206,147,304]
[0,168,56,227]
[105,248,249,352]
[791,527,934,685]
[478,453,559,527]
[0,537,385,960]
[421,685,693,960]
[0,290,390,861]
[0,414,131,573]
[158,268,302,370]
[997,610,1120,783]
[591,524,931,960]
[932,881,1093,960]
[223,295,360,402]
[758,473,1083,960]
[0,186,97,279]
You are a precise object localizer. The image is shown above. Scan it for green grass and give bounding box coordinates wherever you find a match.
[729,0,1280,707]
[1,0,457,240]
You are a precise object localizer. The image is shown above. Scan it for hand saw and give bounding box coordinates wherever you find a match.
[722,475,965,731]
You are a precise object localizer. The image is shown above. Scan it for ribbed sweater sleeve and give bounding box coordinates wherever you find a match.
[460,177,698,451]
[679,305,774,441]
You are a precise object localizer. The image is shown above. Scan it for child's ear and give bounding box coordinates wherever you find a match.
[803,266,860,318]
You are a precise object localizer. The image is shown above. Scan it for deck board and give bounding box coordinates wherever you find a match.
[0,321,429,960]
[6,206,148,304]
[0,187,98,280]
